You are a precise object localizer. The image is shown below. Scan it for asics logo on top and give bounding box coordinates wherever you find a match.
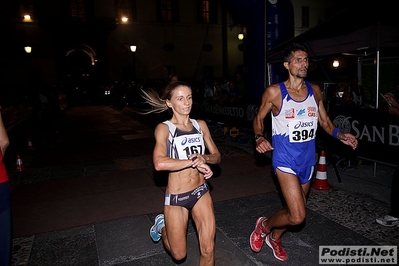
[294,121,314,129]
[181,136,201,146]
[187,137,201,143]
[181,137,187,145]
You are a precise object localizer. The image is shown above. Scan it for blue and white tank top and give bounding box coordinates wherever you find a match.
[271,81,318,168]
[163,119,205,159]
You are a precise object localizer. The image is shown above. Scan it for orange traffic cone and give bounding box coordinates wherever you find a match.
[28,138,35,151]
[312,150,333,190]
[16,155,26,172]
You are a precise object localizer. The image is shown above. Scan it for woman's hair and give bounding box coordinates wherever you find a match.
[140,81,191,114]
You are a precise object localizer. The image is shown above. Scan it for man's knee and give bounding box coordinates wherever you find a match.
[289,211,306,225]
[201,239,214,252]
[200,246,214,262]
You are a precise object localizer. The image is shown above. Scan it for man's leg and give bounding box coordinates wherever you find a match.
[376,166,399,226]
[389,167,399,217]
[255,170,311,261]
[263,170,311,238]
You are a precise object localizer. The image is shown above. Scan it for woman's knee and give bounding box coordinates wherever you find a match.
[170,249,187,261]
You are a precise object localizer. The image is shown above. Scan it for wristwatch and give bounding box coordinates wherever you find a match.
[254,134,263,140]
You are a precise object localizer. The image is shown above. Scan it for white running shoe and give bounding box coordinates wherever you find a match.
[150,214,165,242]
[376,215,399,227]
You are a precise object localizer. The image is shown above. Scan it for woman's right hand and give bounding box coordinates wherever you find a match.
[196,163,213,179]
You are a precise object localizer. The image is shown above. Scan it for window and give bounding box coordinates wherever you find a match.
[116,0,136,22]
[198,0,217,24]
[70,0,86,22]
[200,0,210,23]
[301,6,309,28]
[157,0,179,22]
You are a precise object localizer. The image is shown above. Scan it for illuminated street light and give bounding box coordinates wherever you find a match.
[24,46,32,53]
[333,60,339,68]
[130,45,137,80]
[23,14,32,21]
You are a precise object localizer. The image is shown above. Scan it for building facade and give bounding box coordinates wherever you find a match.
[3,0,340,105]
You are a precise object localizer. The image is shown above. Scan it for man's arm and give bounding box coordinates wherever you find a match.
[253,84,279,153]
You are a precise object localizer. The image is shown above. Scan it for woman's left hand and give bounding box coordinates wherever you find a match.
[196,163,213,179]
[190,154,206,168]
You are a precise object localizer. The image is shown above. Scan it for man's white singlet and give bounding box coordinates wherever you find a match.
[271,81,318,168]
[163,119,205,159]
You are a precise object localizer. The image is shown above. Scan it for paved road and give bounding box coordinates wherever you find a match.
[9,105,398,266]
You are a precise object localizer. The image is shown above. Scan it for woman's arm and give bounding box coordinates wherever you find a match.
[152,123,194,172]
[197,120,221,165]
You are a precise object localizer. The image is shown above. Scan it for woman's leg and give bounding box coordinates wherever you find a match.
[191,192,216,266]
[162,205,190,261]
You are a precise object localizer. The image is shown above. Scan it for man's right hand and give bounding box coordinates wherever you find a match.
[255,138,274,153]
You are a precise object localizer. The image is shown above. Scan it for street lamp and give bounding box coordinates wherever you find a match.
[24,46,32,53]
[130,45,137,80]
[23,15,32,22]
[333,60,339,68]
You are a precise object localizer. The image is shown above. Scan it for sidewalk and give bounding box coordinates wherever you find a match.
[9,105,398,266]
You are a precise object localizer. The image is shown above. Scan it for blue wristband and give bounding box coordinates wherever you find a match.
[332,128,342,139]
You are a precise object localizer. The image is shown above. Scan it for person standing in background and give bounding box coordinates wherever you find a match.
[169,74,179,84]
[349,76,363,106]
[375,92,399,226]
[0,106,11,266]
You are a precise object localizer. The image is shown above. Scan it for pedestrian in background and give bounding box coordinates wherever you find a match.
[250,43,358,261]
[141,81,221,266]
[0,106,11,266]
[375,92,399,226]
[169,74,179,84]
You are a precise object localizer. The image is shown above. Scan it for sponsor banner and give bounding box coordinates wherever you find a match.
[326,106,399,165]
[192,101,262,128]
